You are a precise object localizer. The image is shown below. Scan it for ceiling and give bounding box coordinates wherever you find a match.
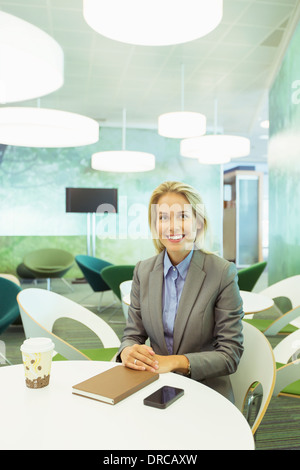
[1,0,300,164]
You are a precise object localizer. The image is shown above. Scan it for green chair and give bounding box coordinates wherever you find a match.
[100,265,135,323]
[23,248,74,290]
[17,288,120,362]
[100,265,135,300]
[237,261,267,292]
[0,277,22,335]
[16,263,36,281]
[75,255,114,311]
[75,255,112,292]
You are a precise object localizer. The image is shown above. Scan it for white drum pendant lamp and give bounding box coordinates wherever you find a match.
[0,107,99,148]
[158,65,206,138]
[180,135,250,164]
[91,109,155,172]
[83,0,223,46]
[180,99,250,164]
[0,11,64,104]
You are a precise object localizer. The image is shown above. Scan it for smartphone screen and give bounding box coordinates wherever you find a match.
[143,385,184,409]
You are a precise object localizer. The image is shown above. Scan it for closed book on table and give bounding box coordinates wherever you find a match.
[72,365,159,405]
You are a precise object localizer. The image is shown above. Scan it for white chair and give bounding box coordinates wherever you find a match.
[120,280,132,320]
[17,288,120,361]
[259,275,300,309]
[260,275,300,328]
[272,328,300,398]
[230,321,276,435]
[244,275,300,336]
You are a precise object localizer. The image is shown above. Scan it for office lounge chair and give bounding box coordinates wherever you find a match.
[17,288,120,362]
[23,248,74,291]
[0,277,22,364]
[230,321,276,435]
[100,265,135,323]
[248,328,300,424]
[237,261,267,292]
[75,255,113,311]
[0,277,22,335]
[244,307,300,336]
[0,274,21,286]
[260,275,300,329]
[243,275,300,335]
[272,328,300,398]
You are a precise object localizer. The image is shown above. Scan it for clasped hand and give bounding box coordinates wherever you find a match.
[120,344,175,374]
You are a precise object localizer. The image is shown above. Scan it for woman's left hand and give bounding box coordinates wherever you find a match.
[154,354,190,374]
[153,354,174,373]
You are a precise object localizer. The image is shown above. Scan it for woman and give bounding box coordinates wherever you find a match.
[118,181,244,402]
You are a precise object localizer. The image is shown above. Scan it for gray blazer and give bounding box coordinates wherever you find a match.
[117,249,244,402]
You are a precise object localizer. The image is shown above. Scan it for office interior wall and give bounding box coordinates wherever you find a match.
[0,127,222,277]
[268,21,300,285]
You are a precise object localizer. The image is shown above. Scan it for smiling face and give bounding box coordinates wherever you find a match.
[155,192,201,265]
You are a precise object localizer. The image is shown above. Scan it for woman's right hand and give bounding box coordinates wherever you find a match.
[120,344,159,373]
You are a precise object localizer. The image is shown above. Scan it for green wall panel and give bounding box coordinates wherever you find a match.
[0,126,222,275]
[269,22,300,285]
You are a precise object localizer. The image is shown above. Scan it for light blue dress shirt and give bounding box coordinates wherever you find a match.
[162,249,193,354]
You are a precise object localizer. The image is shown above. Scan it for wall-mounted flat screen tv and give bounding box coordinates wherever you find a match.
[66,188,118,213]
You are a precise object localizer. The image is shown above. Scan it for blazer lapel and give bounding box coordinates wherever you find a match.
[148,251,169,355]
[173,250,206,354]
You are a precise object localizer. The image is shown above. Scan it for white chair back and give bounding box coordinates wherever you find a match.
[230,321,276,435]
[17,288,120,361]
[273,327,300,364]
[120,280,132,320]
[272,328,300,397]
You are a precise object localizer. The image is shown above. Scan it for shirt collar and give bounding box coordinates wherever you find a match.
[163,249,193,280]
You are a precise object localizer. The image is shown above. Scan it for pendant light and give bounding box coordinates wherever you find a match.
[0,11,63,104]
[180,100,250,164]
[83,0,223,46]
[0,106,99,148]
[91,109,155,172]
[158,65,206,139]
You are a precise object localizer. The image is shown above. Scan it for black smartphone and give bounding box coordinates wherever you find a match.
[143,385,184,409]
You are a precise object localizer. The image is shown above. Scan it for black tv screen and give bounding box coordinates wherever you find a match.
[66,188,118,213]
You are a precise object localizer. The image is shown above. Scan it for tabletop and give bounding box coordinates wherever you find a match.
[240,290,274,315]
[0,361,254,451]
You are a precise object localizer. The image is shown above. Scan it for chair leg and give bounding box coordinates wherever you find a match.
[98,293,117,313]
[60,277,74,292]
[47,278,51,290]
[0,350,12,366]
[107,307,126,324]
[78,290,117,312]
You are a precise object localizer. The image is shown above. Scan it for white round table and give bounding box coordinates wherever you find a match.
[240,290,274,315]
[0,361,254,450]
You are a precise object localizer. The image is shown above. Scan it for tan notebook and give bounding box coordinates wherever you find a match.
[72,365,159,405]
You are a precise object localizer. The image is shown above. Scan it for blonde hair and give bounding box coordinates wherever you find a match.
[148,181,209,253]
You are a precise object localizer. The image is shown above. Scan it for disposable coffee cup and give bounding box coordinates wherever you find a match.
[20,337,55,389]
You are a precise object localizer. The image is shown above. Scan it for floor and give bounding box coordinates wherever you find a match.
[1,273,300,450]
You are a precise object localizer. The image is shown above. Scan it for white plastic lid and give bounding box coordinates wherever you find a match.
[20,337,55,354]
